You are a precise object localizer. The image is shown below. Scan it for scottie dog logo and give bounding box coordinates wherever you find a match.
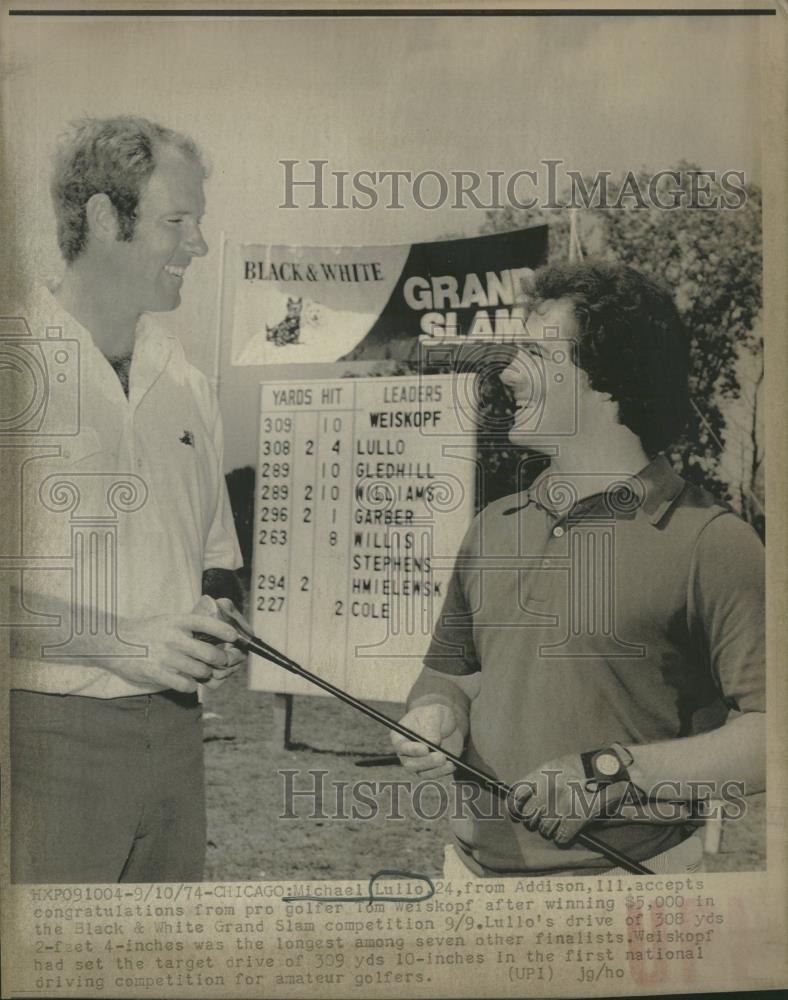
[266,297,302,347]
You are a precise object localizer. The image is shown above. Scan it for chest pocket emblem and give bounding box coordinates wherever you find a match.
[179,430,195,447]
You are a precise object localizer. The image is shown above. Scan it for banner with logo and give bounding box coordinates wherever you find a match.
[229,226,548,367]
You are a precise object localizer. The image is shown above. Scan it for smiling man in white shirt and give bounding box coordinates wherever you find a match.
[10,117,244,883]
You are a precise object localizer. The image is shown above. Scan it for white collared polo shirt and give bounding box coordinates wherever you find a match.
[10,287,242,698]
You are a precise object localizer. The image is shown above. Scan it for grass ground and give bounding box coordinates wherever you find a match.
[202,674,765,881]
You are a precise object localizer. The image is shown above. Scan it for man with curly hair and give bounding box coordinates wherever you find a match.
[393,261,765,877]
[10,117,245,882]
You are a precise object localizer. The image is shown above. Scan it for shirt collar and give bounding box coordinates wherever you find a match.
[35,284,95,350]
[638,453,687,526]
[36,284,173,406]
[37,284,167,350]
[521,453,685,527]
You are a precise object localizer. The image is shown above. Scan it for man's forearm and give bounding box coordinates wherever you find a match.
[626,712,765,800]
[12,572,241,671]
[10,590,146,673]
[9,583,232,677]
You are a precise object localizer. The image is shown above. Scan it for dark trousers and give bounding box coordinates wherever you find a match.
[10,689,206,883]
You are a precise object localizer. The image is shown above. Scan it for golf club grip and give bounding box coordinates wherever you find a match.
[235,631,654,875]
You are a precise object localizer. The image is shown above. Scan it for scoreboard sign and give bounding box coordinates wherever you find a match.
[249,375,477,703]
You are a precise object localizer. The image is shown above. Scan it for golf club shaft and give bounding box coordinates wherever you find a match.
[233,629,654,875]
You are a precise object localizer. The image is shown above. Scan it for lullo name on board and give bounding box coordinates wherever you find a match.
[356,438,406,456]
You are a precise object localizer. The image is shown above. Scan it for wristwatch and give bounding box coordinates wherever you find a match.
[580,741,634,790]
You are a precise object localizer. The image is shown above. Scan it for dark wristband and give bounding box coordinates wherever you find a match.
[201,568,243,608]
[581,742,634,789]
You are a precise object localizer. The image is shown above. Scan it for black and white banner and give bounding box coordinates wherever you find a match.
[230,225,548,366]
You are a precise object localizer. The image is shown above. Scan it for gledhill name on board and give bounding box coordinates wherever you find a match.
[354,463,435,481]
